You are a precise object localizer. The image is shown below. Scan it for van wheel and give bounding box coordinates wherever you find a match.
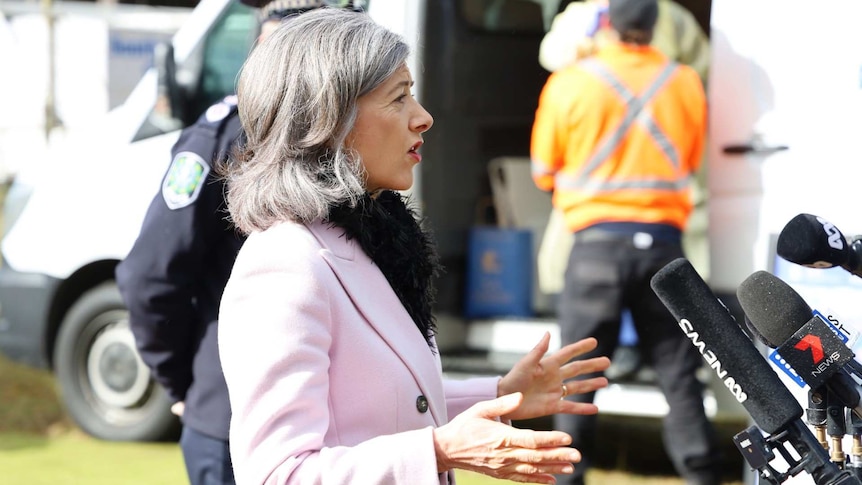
[53,282,180,442]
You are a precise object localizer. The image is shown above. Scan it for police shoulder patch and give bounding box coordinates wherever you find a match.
[204,95,237,123]
[162,151,211,210]
[205,102,230,123]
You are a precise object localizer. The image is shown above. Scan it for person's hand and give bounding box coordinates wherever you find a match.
[171,401,185,417]
[433,392,580,484]
[497,333,609,422]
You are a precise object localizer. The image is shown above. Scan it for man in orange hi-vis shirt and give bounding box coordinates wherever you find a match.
[530,0,722,484]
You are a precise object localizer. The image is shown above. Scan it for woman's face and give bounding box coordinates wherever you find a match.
[348,64,434,193]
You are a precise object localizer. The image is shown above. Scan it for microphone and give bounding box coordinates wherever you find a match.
[651,258,859,485]
[777,213,862,277]
[737,270,862,408]
[651,259,801,432]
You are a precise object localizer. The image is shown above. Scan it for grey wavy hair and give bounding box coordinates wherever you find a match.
[225,7,410,234]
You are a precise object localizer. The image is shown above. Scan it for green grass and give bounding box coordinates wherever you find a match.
[0,355,722,484]
[0,430,187,485]
[0,428,683,485]
[456,470,688,485]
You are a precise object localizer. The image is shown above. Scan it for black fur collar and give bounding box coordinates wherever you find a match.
[327,191,441,350]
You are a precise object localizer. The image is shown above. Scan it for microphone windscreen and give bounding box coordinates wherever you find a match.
[651,258,803,434]
[777,213,847,267]
[742,314,772,348]
[737,271,813,348]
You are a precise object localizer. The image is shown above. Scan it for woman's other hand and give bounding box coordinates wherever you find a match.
[497,333,610,422]
[433,392,579,484]
[170,401,185,417]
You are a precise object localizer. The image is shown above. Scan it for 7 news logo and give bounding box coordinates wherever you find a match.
[794,334,825,363]
[769,311,852,388]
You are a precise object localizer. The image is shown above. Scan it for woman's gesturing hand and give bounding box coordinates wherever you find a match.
[433,392,580,484]
[496,333,610,422]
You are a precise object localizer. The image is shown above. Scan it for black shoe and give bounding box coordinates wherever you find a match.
[605,345,641,381]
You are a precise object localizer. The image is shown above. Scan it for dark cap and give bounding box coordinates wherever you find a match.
[608,0,658,33]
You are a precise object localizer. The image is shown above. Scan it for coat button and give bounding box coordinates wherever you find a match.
[416,395,429,413]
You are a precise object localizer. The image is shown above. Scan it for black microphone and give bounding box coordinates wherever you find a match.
[777,213,862,277]
[651,258,859,485]
[651,258,802,432]
[737,270,862,411]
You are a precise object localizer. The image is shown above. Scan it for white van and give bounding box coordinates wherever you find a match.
[2,0,857,469]
[0,1,191,181]
[0,0,258,440]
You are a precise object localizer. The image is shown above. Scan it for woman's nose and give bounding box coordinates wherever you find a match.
[412,103,434,133]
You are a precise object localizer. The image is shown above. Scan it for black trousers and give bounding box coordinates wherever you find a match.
[180,426,236,485]
[554,233,722,485]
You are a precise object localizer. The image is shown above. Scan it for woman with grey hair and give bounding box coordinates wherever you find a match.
[218,8,610,485]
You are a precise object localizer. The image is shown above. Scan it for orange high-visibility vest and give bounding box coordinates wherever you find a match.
[530,43,706,233]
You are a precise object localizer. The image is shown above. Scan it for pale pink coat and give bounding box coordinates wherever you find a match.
[219,220,499,484]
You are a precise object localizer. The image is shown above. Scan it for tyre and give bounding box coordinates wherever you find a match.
[53,282,180,441]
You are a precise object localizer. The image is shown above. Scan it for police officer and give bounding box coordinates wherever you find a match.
[115,2,357,484]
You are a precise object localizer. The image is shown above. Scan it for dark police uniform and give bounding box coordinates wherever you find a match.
[116,95,244,485]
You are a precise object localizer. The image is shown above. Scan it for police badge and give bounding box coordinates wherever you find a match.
[162,151,211,210]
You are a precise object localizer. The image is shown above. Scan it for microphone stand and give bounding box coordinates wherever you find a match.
[848,412,862,481]
[827,390,848,469]
[734,421,862,485]
[810,388,830,450]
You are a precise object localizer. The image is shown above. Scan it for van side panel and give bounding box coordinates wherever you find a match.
[0,265,59,368]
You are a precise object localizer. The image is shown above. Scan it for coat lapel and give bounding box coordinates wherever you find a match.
[308,221,448,426]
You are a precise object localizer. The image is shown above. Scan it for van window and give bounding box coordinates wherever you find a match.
[133,1,256,142]
[192,1,258,122]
